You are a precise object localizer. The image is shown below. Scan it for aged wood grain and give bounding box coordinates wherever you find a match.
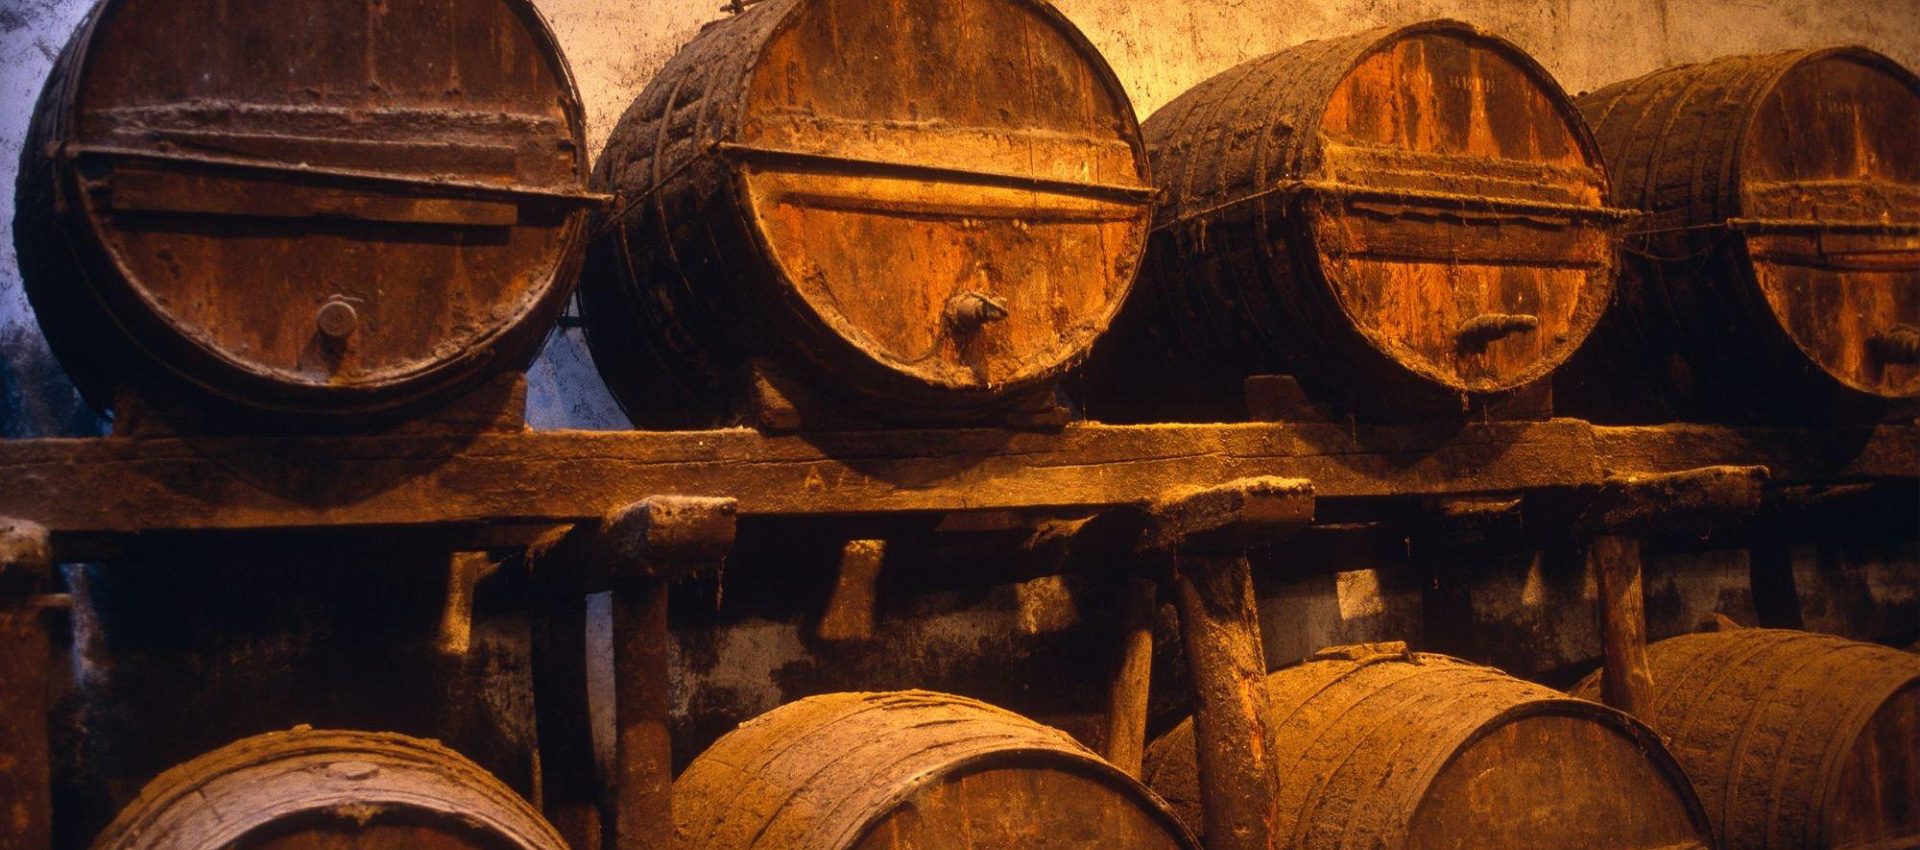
[1081,20,1621,421]
[1144,647,1712,850]
[1573,629,1920,850]
[0,420,1609,552]
[88,728,567,850]
[580,0,1151,428]
[0,422,1914,555]
[673,691,1196,850]
[1561,48,1920,423]
[14,0,596,423]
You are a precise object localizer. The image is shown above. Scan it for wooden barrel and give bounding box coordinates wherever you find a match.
[1572,629,1920,850]
[1142,646,1711,849]
[90,727,566,850]
[675,690,1196,850]
[578,0,1153,429]
[1556,48,1920,423]
[1078,20,1623,422]
[15,0,596,424]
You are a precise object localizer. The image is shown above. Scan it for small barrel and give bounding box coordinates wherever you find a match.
[579,0,1153,428]
[1079,20,1623,422]
[1556,48,1920,423]
[15,0,597,424]
[1142,646,1711,849]
[90,728,566,850]
[675,690,1196,850]
[1572,629,1920,850]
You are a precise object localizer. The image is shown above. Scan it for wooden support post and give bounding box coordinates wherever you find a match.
[1147,478,1313,850]
[610,578,671,850]
[526,497,737,850]
[1103,577,1157,778]
[0,518,53,850]
[1588,535,1652,718]
[1577,466,1766,719]
[530,591,602,850]
[817,540,884,641]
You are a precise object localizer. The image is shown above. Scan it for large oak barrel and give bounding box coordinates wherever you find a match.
[1556,48,1920,423]
[15,0,596,425]
[675,690,1196,850]
[579,0,1153,429]
[1142,645,1711,850]
[1078,21,1622,422]
[1572,629,1920,850]
[90,727,566,850]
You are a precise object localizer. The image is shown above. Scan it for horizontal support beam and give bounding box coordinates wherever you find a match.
[0,421,1911,560]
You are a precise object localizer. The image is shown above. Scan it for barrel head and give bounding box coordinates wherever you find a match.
[1738,50,1920,402]
[1409,711,1710,850]
[35,0,592,414]
[1302,24,1616,395]
[733,0,1151,394]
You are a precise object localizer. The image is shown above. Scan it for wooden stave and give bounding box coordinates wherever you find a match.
[579,0,1151,429]
[1080,20,1616,422]
[1557,48,1920,424]
[1142,649,1711,849]
[88,727,565,850]
[13,0,593,426]
[1572,629,1920,850]
[674,690,1198,850]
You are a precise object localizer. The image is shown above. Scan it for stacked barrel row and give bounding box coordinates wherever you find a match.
[14,0,1917,430]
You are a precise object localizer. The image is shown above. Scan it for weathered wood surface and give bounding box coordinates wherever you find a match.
[1590,423,1919,481]
[1573,629,1920,850]
[0,420,1594,549]
[1144,646,1713,850]
[16,0,595,422]
[0,421,1913,556]
[1589,535,1653,718]
[1561,48,1920,423]
[1083,20,1621,420]
[89,728,569,850]
[581,0,1150,427]
[673,691,1197,850]
[0,520,53,850]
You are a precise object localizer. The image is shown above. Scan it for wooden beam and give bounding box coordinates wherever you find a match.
[0,420,1598,554]
[1591,424,1917,481]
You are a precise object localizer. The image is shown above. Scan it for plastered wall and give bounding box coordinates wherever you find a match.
[3,0,1917,432]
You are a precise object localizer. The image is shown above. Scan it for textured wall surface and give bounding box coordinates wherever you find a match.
[3,0,1916,432]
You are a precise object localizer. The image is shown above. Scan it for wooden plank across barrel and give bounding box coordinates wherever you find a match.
[1573,629,1920,850]
[1079,20,1628,422]
[1142,644,1713,850]
[579,0,1153,429]
[14,0,600,427]
[1557,48,1920,424]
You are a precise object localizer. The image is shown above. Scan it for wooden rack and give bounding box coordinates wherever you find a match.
[0,419,1913,850]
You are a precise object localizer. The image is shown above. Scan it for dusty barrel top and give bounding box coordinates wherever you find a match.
[1142,645,1711,850]
[14,0,598,424]
[674,690,1196,850]
[579,0,1153,428]
[1574,629,1920,850]
[1561,47,1920,423]
[1082,20,1624,421]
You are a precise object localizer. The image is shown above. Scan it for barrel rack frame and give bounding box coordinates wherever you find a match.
[0,417,1915,850]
